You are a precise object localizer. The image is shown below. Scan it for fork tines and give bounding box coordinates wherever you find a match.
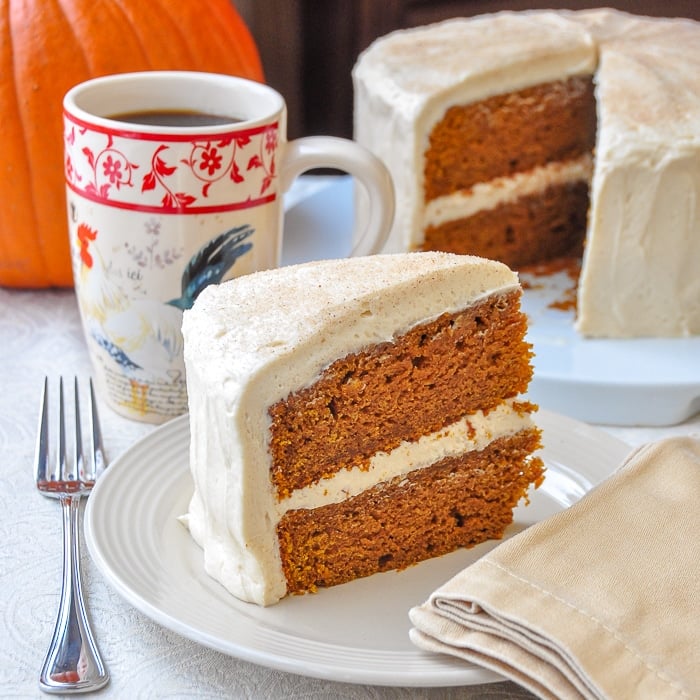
[34,377,106,493]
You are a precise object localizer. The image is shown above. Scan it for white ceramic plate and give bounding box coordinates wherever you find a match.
[84,410,629,687]
[520,268,700,427]
[282,176,700,427]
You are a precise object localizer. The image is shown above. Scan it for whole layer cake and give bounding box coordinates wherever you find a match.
[181,252,544,605]
[353,9,700,338]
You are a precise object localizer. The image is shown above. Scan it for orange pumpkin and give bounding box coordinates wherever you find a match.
[0,0,264,288]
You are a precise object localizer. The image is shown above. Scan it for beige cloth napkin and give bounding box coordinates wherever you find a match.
[409,437,700,700]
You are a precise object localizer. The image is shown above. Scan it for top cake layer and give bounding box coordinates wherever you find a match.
[353,12,595,126]
[184,252,518,406]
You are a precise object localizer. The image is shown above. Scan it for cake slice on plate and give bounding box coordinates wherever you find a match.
[181,252,544,605]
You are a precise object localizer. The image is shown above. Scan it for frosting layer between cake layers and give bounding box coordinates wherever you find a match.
[353,9,700,337]
[182,252,535,605]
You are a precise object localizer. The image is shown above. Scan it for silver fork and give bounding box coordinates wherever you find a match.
[34,377,109,694]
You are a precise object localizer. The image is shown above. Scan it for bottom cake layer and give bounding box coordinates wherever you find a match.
[277,428,544,595]
[422,181,588,268]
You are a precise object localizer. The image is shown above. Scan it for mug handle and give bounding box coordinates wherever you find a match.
[279,136,395,257]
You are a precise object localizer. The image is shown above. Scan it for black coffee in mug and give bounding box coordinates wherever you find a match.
[108,109,241,127]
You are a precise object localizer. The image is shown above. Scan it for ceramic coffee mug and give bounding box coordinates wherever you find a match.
[63,71,394,424]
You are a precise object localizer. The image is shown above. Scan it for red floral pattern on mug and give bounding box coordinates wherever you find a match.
[64,116,279,214]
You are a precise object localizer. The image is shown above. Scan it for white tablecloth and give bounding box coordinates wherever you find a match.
[3,179,699,699]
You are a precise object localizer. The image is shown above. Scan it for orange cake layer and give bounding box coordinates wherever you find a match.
[278,429,544,594]
[423,76,596,202]
[269,288,531,499]
[422,180,589,267]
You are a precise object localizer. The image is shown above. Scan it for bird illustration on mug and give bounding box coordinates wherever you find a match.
[73,220,254,416]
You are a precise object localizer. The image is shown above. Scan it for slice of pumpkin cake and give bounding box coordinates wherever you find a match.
[181,252,544,605]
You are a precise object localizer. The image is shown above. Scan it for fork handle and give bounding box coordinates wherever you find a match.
[39,495,109,694]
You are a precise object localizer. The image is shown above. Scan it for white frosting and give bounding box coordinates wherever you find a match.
[182,252,525,605]
[424,156,593,229]
[570,10,700,336]
[353,10,700,337]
